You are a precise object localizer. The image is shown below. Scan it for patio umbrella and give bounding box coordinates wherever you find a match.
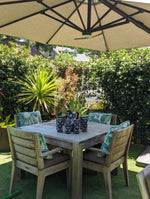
[0,0,150,52]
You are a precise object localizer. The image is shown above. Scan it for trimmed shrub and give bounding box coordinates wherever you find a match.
[92,49,150,144]
[0,43,30,118]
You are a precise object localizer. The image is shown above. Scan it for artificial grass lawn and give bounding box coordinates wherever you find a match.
[0,144,146,199]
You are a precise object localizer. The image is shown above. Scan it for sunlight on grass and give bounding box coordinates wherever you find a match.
[0,152,12,165]
[127,144,146,173]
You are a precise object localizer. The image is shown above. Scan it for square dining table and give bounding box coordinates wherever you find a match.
[17,120,111,199]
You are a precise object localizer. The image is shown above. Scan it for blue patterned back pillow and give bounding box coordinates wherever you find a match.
[98,120,130,157]
[18,111,42,127]
[88,112,112,125]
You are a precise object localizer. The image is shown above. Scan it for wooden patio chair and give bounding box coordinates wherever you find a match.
[83,124,134,199]
[14,111,56,151]
[14,111,51,178]
[136,164,150,199]
[7,126,71,199]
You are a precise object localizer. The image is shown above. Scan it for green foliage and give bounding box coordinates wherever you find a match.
[17,68,59,113]
[0,42,149,144]
[92,48,150,144]
[51,53,77,78]
[0,115,15,128]
[66,93,89,117]
[53,48,150,144]
[0,42,54,118]
[0,42,30,118]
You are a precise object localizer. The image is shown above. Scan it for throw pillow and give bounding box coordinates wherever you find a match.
[88,113,112,125]
[18,111,42,127]
[98,120,130,157]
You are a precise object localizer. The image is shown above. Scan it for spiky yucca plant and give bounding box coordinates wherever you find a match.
[18,68,59,113]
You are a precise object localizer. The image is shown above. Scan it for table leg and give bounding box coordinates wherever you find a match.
[72,143,83,199]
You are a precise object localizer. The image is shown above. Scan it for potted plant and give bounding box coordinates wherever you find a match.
[65,93,90,118]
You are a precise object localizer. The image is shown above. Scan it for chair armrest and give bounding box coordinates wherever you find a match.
[88,147,110,155]
[40,147,63,157]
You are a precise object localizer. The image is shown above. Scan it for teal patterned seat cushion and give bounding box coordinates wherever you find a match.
[88,112,112,125]
[18,111,42,127]
[98,120,130,157]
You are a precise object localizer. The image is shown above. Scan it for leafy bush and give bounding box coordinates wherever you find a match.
[92,49,150,144]
[0,43,149,144]
[0,43,54,119]
[0,43,30,118]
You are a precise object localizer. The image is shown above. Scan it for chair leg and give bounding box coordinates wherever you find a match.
[103,169,112,199]
[36,170,45,199]
[9,162,17,193]
[123,159,129,186]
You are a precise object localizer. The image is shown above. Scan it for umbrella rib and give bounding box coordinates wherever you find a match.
[99,0,150,34]
[39,1,83,33]
[73,0,86,30]
[0,0,35,5]
[0,9,48,29]
[93,19,129,32]
[93,10,142,32]
[110,0,150,14]
[92,0,109,52]
[46,1,84,44]
[43,12,82,32]
[0,0,72,29]
[91,1,118,30]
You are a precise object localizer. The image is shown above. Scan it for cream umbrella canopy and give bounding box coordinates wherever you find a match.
[0,0,150,52]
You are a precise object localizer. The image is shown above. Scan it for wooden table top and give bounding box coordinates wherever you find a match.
[17,120,112,144]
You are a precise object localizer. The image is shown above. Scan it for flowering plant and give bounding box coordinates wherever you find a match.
[66,93,90,117]
[55,67,79,115]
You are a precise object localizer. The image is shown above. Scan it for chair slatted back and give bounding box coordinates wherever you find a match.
[7,126,44,169]
[105,125,134,165]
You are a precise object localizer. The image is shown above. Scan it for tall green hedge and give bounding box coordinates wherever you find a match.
[0,43,149,144]
[0,43,30,118]
[89,49,150,144]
